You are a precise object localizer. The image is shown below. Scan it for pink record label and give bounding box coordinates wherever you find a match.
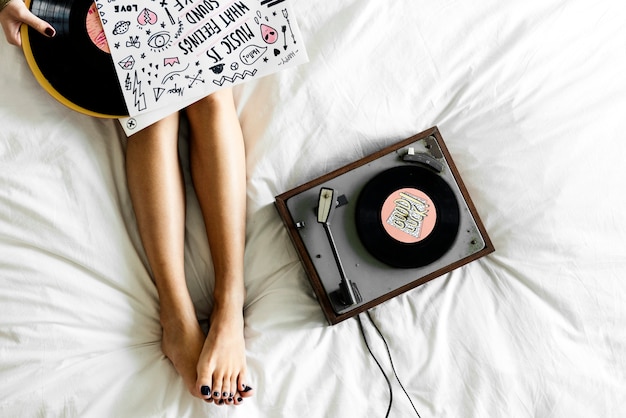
[86,2,110,54]
[381,188,437,244]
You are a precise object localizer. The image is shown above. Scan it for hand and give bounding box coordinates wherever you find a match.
[0,0,55,47]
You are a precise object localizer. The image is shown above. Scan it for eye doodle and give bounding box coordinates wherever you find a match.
[147,31,172,51]
[209,64,224,74]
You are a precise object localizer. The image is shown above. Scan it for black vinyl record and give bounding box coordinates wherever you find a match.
[23,0,128,117]
[355,165,460,268]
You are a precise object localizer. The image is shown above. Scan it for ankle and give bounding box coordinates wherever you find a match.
[212,293,245,313]
[159,298,198,330]
[213,281,245,309]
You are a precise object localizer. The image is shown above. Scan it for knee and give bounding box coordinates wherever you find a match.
[186,89,234,117]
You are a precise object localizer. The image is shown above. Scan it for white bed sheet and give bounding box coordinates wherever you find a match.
[1,0,626,417]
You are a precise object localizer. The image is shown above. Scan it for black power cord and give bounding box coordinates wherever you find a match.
[356,311,422,418]
[356,313,394,417]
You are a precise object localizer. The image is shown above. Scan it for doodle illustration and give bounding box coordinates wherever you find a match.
[240,44,267,65]
[165,8,176,25]
[185,70,205,88]
[147,31,172,51]
[210,64,225,74]
[282,8,295,44]
[153,87,166,101]
[137,8,158,26]
[260,24,278,43]
[173,20,184,38]
[132,71,147,111]
[168,84,184,96]
[278,49,298,65]
[164,57,180,66]
[126,36,141,48]
[161,64,190,84]
[213,69,258,86]
[124,73,132,90]
[281,25,287,50]
[96,2,106,25]
[254,10,268,24]
[118,55,136,70]
[142,62,160,85]
[113,21,131,35]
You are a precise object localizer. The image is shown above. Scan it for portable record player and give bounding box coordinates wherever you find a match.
[275,127,494,325]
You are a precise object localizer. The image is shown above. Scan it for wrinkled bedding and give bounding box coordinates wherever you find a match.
[1,0,626,416]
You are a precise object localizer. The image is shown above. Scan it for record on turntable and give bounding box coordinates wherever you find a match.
[21,0,128,117]
[275,127,494,325]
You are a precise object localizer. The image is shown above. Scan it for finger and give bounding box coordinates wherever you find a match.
[21,12,55,39]
[13,1,56,38]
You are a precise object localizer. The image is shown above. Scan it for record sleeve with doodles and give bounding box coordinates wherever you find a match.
[21,0,308,134]
[275,127,494,325]
[94,0,308,125]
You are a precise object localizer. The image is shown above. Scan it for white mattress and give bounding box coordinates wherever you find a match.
[1,0,626,416]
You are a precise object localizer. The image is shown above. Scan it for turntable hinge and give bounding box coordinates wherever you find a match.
[402,147,444,172]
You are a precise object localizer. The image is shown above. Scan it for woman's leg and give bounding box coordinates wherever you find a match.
[185,89,253,405]
[125,113,206,398]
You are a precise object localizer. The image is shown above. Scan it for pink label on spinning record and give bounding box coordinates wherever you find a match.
[381,188,437,244]
[86,2,110,54]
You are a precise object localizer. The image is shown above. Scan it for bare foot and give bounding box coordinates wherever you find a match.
[161,314,206,398]
[195,301,254,405]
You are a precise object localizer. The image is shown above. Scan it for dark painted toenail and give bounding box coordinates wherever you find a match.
[237,397,243,402]
[218,400,224,405]
[213,391,220,397]
[228,398,233,402]
[243,385,253,392]
[201,386,210,396]
[223,391,228,397]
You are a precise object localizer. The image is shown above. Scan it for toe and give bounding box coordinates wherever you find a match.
[229,376,237,402]
[240,384,254,398]
[211,381,222,402]
[220,376,233,403]
[199,384,212,401]
[237,372,254,398]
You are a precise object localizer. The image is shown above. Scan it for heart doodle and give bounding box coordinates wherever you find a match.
[137,8,158,26]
